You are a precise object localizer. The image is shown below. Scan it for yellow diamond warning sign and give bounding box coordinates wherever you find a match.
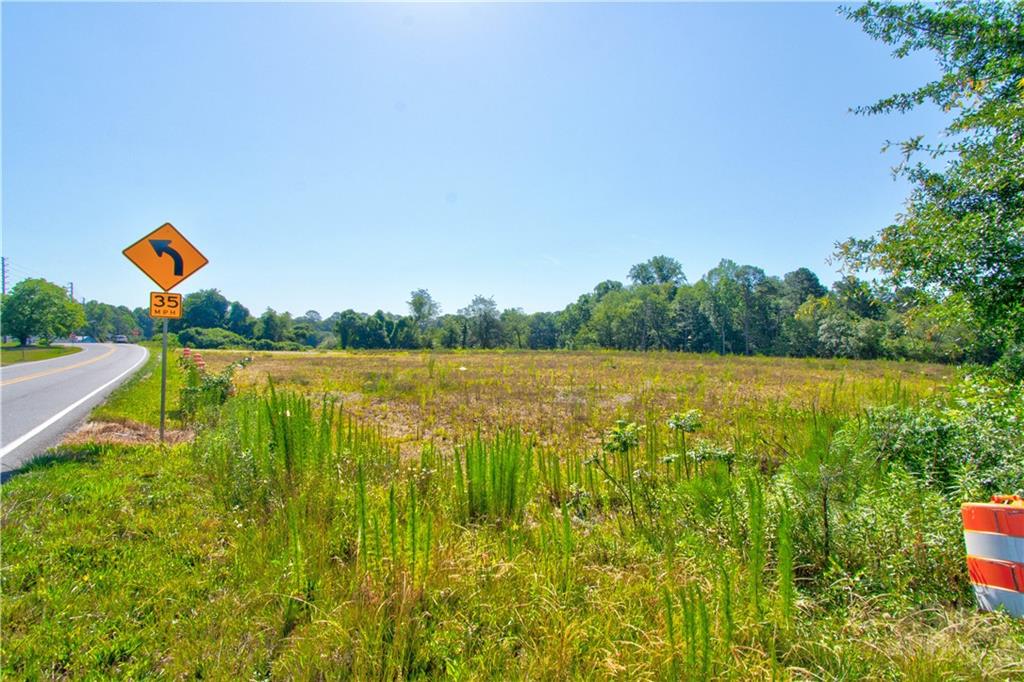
[123,223,208,291]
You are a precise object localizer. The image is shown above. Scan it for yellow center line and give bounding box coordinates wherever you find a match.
[0,347,118,387]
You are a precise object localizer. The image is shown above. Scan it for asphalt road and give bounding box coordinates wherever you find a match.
[1,343,149,478]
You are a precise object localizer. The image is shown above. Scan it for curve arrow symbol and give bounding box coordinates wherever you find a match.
[149,239,184,276]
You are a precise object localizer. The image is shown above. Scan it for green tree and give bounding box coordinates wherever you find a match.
[528,312,560,349]
[500,308,530,348]
[700,260,743,354]
[1,278,85,345]
[408,289,440,330]
[226,301,255,337]
[257,308,286,342]
[628,256,686,286]
[780,268,827,317]
[557,294,594,349]
[291,321,319,346]
[334,310,364,349]
[672,284,716,352]
[133,307,154,340]
[459,295,502,348]
[838,0,1024,348]
[183,289,230,329]
[298,310,322,326]
[593,280,624,300]
[832,276,884,320]
[83,300,116,340]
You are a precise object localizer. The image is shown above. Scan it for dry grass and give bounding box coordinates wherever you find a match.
[62,420,193,446]
[202,349,951,457]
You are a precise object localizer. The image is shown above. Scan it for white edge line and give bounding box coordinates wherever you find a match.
[0,347,150,460]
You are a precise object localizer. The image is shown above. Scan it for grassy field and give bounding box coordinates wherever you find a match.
[0,344,81,366]
[205,350,952,458]
[2,350,1022,679]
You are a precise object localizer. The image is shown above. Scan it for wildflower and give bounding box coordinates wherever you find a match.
[668,409,703,433]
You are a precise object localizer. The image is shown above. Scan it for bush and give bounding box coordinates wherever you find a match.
[993,343,1024,382]
[252,339,307,351]
[860,373,1024,499]
[178,352,251,423]
[178,327,251,349]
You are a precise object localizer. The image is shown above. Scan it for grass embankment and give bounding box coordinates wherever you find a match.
[0,343,82,366]
[2,351,1022,678]
[90,341,184,429]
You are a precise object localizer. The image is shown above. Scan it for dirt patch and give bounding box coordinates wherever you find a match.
[63,420,193,446]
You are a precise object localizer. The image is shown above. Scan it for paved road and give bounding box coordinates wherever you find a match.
[1,343,149,477]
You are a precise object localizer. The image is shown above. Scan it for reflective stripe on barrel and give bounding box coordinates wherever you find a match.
[973,585,1024,618]
[964,531,1024,564]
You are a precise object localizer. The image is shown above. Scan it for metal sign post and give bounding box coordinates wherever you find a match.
[123,223,209,444]
[160,318,168,442]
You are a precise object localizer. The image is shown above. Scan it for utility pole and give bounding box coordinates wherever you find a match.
[2,256,7,296]
[67,282,74,299]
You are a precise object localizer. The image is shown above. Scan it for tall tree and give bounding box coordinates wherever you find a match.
[226,301,255,337]
[528,312,560,349]
[133,307,154,340]
[700,260,743,354]
[408,289,441,332]
[500,308,530,348]
[1,279,85,345]
[628,256,686,286]
[459,296,502,349]
[257,308,286,342]
[334,310,364,349]
[838,0,1024,347]
[183,289,230,329]
[780,268,827,316]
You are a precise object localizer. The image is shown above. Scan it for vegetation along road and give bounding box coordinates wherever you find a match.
[0,342,148,477]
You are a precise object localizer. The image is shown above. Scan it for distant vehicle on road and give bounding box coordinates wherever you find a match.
[112,335,129,343]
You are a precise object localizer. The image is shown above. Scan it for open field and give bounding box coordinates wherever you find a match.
[0,344,81,366]
[3,350,1022,679]
[203,350,953,458]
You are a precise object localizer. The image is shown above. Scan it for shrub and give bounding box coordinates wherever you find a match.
[178,326,250,349]
[993,342,1024,382]
[861,373,1024,498]
[178,351,250,423]
[252,339,307,351]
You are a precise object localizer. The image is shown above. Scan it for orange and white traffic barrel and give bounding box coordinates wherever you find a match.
[962,495,1024,618]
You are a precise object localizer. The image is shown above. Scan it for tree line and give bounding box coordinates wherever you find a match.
[39,254,987,364]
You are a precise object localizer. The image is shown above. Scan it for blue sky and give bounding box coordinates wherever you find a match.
[3,2,949,317]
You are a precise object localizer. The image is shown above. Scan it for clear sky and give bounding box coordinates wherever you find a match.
[2,2,949,317]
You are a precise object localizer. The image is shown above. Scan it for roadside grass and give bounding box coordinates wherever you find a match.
[0,443,268,678]
[0,344,82,366]
[2,351,1022,678]
[90,342,184,428]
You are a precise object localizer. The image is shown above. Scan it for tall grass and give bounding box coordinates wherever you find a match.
[44,356,1004,678]
[451,430,534,524]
